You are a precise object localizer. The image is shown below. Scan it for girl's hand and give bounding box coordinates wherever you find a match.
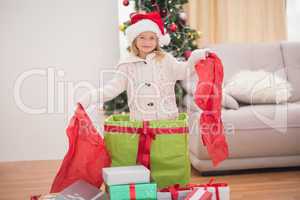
[190,49,207,61]
[205,48,218,56]
[193,48,217,59]
[188,48,214,64]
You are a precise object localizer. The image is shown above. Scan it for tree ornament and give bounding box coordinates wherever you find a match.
[119,23,126,32]
[160,8,168,17]
[184,50,192,59]
[197,31,203,37]
[123,0,129,6]
[169,23,177,32]
[188,32,194,39]
[179,12,187,21]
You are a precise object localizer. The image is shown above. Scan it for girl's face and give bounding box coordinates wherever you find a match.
[135,31,158,55]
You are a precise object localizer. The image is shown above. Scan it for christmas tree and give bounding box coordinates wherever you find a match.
[104,0,201,115]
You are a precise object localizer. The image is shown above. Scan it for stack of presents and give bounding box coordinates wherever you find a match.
[37,112,229,200]
[50,165,229,200]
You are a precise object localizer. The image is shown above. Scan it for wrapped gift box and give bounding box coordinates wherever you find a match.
[108,183,157,200]
[54,180,105,200]
[157,184,193,200]
[103,165,150,186]
[185,188,212,200]
[157,179,228,200]
[192,182,229,200]
[157,190,191,200]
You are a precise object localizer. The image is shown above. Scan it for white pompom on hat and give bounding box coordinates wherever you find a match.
[125,11,170,46]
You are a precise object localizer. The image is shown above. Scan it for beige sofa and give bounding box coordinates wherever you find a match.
[181,42,300,173]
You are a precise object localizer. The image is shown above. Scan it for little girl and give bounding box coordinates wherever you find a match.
[79,11,212,122]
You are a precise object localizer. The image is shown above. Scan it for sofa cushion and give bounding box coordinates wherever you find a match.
[188,103,300,159]
[280,42,300,102]
[222,102,300,130]
[207,43,287,84]
[224,69,293,104]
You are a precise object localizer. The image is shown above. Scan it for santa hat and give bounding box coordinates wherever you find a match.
[125,11,171,46]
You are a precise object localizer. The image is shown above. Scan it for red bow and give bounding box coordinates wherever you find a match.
[186,178,227,200]
[160,184,192,200]
[136,121,156,169]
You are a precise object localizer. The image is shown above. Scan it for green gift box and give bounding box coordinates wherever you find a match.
[104,112,191,189]
[108,183,157,200]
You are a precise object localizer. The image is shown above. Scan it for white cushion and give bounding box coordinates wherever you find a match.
[281,41,300,102]
[224,70,293,104]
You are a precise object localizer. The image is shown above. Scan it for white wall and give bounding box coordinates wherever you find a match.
[287,0,300,41]
[0,0,119,161]
[118,0,134,59]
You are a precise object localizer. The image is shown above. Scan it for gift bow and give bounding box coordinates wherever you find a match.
[104,121,188,169]
[136,121,156,169]
[159,184,192,200]
[187,178,228,200]
[160,178,227,200]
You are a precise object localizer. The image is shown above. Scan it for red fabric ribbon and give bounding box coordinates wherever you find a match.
[129,183,136,200]
[104,122,188,169]
[194,52,229,167]
[163,184,179,200]
[137,121,155,169]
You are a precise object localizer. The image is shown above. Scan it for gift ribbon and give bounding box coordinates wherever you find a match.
[159,178,227,200]
[184,189,198,200]
[136,121,155,169]
[104,121,188,169]
[186,178,227,200]
[129,183,136,200]
[168,184,179,200]
[159,184,192,200]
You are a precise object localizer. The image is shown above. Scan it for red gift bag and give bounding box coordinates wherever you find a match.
[194,52,229,167]
[50,103,111,193]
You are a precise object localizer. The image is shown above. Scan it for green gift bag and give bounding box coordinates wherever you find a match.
[104,113,191,189]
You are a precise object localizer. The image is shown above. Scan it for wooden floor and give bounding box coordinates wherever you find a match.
[0,160,300,200]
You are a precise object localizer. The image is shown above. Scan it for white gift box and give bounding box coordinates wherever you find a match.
[102,165,150,186]
[185,188,212,200]
[194,183,230,200]
[157,190,191,200]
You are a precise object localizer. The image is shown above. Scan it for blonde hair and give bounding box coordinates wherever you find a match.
[127,37,166,63]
